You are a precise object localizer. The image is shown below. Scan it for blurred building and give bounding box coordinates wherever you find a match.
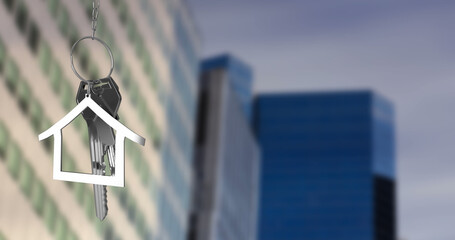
[254,91,396,240]
[188,57,260,240]
[200,54,253,121]
[0,0,199,240]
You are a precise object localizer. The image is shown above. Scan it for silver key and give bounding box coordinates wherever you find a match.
[77,77,121,220]
[88,119,113,220]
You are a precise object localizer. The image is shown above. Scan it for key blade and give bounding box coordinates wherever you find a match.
[94,184,108,220]
[89,131,108,220]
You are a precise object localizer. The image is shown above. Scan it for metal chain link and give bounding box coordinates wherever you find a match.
[91,0,100,39]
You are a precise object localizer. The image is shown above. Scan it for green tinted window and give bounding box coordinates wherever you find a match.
[19,161,35,197]
[103,223,114,240]
[121,67,131,90]
[4,0,14,11]
[67,24,79,49]
[16,78,31,113]
[29,100,43,132]
[142,54,152,77]
[38,41,51,75]
[57,8,69,36]
[132,148,141,171]
[119,189,128,208]
[27,21,40,54]
[138,100,147,120]
[15,2,28,33]
[126,18,136,41]
[61,83,74,111]
[49,60,62,92]
[43,199,57,233]
[55,216,68,240]
[111,0,120,7]
[5,58,19,93]
[0,39,6,73]
[74,183,86,205]
[134,38,144,59]
[118,1,128,24]
[140,161,149,185]
[127,198,136,221]
[136,212,145,237]
[31,181,46,215]
[84,188,95,220]
[88,61,98,80]
[66,231,78,240]
[62,154,75,173]
[96,18,106,38]
[129,83,139,106]
[6,142,22,179]
[94,220,104,235]
[47,0,59,17]
[0,122,9,158]
[77,47,89,73]
[112,47,123,72]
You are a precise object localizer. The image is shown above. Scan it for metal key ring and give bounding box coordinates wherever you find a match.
[70,36,114,83]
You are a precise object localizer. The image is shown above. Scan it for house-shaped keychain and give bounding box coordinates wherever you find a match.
[38,96,145,187]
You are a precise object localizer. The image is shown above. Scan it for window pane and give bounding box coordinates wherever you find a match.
[57,8,69,36]
[43,199,57,233]
[66,231,78,240]
[88,62,98,80]
[140,161,149,185]
[129,83,139,106]
[67,24,79,49]
[74,183,86,205]
[0,122,9,158]
[5,58,19,93]
[126,18,136,41]
[27,21,40,54]
[0,38,6,73]
[134,38,144,59]
[19,161,35,197]
[47,0,59,17]
[127,199,136,222]
[6,142,22,179]
[119,2,128,24]
[38,41,51,75]
[3,0,14,11]
[55,216,68,240]
[29,100,43,132]
[121,67,131,90]
[61,83,74,111]
[49,60,62,93]
[84,188,95,220]
[31,181,46,215]
[17,78,31,113]
[15,2,29,33]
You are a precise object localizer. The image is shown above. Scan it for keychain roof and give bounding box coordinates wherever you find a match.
[39,96,145,187]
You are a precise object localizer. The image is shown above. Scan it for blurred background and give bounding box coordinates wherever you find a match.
[0,0,453,240]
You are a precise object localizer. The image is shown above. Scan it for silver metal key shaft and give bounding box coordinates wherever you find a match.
[88,121,109,220]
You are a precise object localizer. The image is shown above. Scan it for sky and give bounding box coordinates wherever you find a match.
[187,0,455,239]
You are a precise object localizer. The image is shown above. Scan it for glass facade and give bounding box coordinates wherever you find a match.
[189,66,260,240]
[201,54,253,121]
[0,0,200,240]
[254,91,396,240]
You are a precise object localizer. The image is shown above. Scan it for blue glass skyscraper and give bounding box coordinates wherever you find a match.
[201,54,253,121]
[254,91,396,240]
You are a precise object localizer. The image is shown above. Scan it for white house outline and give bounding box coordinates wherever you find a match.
[38,96,146,187]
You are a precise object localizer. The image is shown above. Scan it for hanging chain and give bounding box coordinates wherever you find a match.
[91,0,100,39]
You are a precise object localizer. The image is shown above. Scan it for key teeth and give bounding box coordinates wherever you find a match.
[95,186,108,221]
